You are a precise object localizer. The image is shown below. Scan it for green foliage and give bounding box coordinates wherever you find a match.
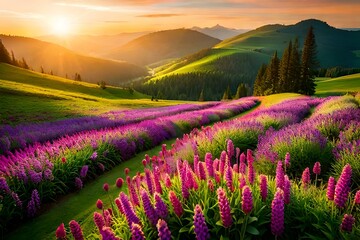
[0,39,11,64]
[222,85,232,100]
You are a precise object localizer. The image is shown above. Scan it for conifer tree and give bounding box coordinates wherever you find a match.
[278,41,292,93]
[222,85,232,100]
[10,51,18,66]
[264,51,280,94]
[20,57,29,69]
[253,64,267,96]
[234,83,247,99]
[0,40,11,64]
[300,26,318,95]
[288,38,301,92]
[199,89,205,101]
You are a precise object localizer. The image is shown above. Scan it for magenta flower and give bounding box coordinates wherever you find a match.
[354,190,360,205]
[326,177,336,201]
[55,223,66,239]
[153,167,163,194]
[246,149,253,164]
[313,162,321,175]
[126,176,139,206]
[301,167,310,189]
[140,189,158,226]
[165,174,172,188]
[275,161,284,189]
[125,168,130,175]
[194,154,199,176]
[103,183,109,192]
[217,187,232,228]
[340,214,355,232]
[155,193,168,219]
[69,220,84,240]
[334,164,352,208]
[131,223,145,240]
[193,204,210,240]
[271,188,284,236]
[119,192,140,227]
[219,151,227,175]
[115,198,124,214]
[259,175,268,201]
[283,175,291,204]
[225,165,234,192]
[181,165,190,199]
[98,163,105,172]
[248,161,255,184]
[157,219,172,240]
[284,152,290,168]
[100,227,120,240]
[236,147,240,162]
[207,179,214,192]
[227,139,234,159]
[11,192,22,208]
[169,191,183,217]
[241,186,253,214]
[96,199,103,209]
[80,165,88,178]
[198,162,207,180]
[104,209,112,227]
[213,159,220,172]
[145,169,154,195]
[75,177,83,190]
[93,212,105,231]
[116,178,123,188]
[205,152,214,177]
[239,174,247,189]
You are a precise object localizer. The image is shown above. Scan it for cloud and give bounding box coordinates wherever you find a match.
[55,2,111,11]
[0,10,43,19]
[137,13,184,18]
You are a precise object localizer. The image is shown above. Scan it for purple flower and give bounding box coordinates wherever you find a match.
[236,147,240,161]
[75,177,83,190]
[313,162,321,175]
[248,161,255,185]
[80,165,88,178]
[284,152,290,168]
[301,167,310,189]
[90,151,98,161]
[93,212,105,230]
[27,198,36,218]
[217,187,232,228]
[239,153,246,174]
[227,139,234,159]
[96,199,103,209]
[193,204,210,240]
[116,178,123,188]
[157,219,172,240]
[194,154,199,176]
[354,190,360,205]
[126,176,139,206]
[69,220,84,240]
[31,189,40,209]
[259,175,268,201]
[181,164,190,199]
[225,165,233,192]
[43,169,54,181]
[241,186,253,214]
[271,188,284,236]
[29,170,42,184]
[103,183,109,192]
[198,162,207,181]
[165,174,172,188]
[205,152,214,177]
[327,177,336,201]
[275,161,284,189]
[119,192,140,227]
[145,169,154,196]
[153,166,163,194]
[219,151,227,175]
[239,174,247,189]
[98,163,105,172]
[55,223,66,239]
[140,189,158,226]
[155,193,168,219]
[11,192,22,208]
[131,223,145,240]
[169,191,183,217]
[104,209,112,227]
[283,175,291,204]
[340,214,355,232]
[334,164,352,208]
[100,227,120,240]
[115,198,124,215]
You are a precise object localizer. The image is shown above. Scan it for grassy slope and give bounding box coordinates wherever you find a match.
[315,73,360,96]
[3,93,300,240]
[0,64,192,124]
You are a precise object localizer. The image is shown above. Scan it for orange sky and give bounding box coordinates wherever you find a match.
[0,0,359,36]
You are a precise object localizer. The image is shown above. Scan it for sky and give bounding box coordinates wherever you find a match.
[0,0,359,36]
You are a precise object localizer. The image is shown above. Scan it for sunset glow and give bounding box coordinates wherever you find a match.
[0,0,359,36]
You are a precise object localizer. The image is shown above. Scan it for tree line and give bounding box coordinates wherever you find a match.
[253,26,318,96]
[0,39,30,70]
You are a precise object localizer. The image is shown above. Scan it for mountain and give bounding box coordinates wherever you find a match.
[191,25,249,40]
[105,29,221,66]
[38,32,149,58]
[139,19,360,100]
[0,35,147,86]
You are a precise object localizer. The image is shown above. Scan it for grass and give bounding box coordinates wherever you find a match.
[259,93,303,107]
[0,64,194,124]
[315,73,360,96]
[4,139,177,240]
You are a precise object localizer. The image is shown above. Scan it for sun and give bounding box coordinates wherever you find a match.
[51,17,72,36]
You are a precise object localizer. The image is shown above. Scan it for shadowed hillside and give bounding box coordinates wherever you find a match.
[106,29,221,66]
[0,35,147,86]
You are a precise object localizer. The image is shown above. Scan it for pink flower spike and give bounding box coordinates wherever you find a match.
[271,188,284,236]
[241,186,253,214]
[340,214,355,232]
[116,178,123,188]
[354,190,360,205]
[103,183,109,192]
[301,167,310,189]
[96,199,103,209]
[259,174,268,201]
[217,187,232,228]
[334,164,352,208]
[125,168,130,175]
[326,177,336,201]
[55,223,66,239]
[69,220,84,240]
[313,162,321,175]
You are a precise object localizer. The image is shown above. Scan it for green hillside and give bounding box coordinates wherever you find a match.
[316,73,360,96]
[141,19,360,100]
[0,64,188,124]
[106,29,221,66]
[0,35,147,86]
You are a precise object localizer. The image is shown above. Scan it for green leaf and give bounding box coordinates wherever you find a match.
[246,226,260,235]
[179,226,189,233]
[237,218,244,224]
[247,216,258,224]
[216,220,223,227]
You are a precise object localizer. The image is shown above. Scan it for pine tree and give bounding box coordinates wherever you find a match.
[264,51,280,95]
[222,85,232,100]
[253,64,267,96]
[288,38,301,92]
[198,89,205,101]
[41,66,44,73]
[278,41,292,93]
[10,51,18,66]
[0,40,11,64]
[234,84,241,99]
[20,57,29,69]
[300,26,318,95]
